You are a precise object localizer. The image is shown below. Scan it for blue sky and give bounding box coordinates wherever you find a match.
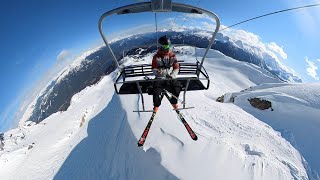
[0,0,319,132]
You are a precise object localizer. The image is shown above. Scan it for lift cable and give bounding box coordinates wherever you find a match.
[220,3,320,31]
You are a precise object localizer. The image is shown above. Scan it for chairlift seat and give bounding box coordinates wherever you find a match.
[114,62,210,94]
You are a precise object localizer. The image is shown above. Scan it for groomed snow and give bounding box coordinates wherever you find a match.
[0,47,309,180]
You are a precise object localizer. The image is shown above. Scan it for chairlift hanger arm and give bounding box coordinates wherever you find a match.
[98,0,220,71]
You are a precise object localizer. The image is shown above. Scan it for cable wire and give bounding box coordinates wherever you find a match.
[177,0,201,31]
[220,3,320,31]
[170,0,188,31]
[155,13,159,48]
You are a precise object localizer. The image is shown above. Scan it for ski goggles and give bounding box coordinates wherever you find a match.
[162,44,171,50]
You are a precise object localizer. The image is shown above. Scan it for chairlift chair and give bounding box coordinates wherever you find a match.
[98,0,220,112]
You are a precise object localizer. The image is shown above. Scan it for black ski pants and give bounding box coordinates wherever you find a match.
[153,79,181,107]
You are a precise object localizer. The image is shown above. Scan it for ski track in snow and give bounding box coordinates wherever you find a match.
[0,47,311,180]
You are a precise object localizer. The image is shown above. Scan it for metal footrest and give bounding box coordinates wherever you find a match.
[133,110,155,113]
[174,107,194,111]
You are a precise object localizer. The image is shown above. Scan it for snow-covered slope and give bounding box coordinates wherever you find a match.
[0,48,309,180]
[228,83,320,179]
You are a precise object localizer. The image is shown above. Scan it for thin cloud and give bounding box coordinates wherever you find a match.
[202,21,216,30]
[108,23,155,42]
[57,50,71,62]
[305,57,319,80]
[285,0,320,38]
[183,13,216,23]
[169,13,218,32]
[267,42,288,60]
[15,58,26,65]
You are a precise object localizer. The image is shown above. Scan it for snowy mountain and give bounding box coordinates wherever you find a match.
[0,46,316,179]
[19,47,116,124]
[20,29,301,124]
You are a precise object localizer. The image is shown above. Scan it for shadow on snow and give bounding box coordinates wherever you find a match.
[54,94,177,180]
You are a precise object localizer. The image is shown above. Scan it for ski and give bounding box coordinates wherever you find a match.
[137,111,157,147]
[175,109,198,141]
[163,91,198,141]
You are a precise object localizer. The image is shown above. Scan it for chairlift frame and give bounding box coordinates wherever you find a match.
[98,0,220,112]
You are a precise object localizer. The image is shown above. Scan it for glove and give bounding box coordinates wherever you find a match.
[169,69,179,79]
[153,69,163,76]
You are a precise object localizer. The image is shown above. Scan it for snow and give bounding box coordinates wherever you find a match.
[0,47,312,179]
[230,83,320,178]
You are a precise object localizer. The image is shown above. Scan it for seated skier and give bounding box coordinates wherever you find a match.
[152,35,181,112]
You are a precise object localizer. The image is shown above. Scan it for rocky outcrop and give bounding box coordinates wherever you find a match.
[248,98,273,111]
[216,95,224,102]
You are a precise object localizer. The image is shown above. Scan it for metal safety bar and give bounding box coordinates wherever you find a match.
[98,1,220,73]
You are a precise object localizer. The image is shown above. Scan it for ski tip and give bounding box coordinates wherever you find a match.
[193,136,198,141]
[192,135,198,141]
[137,142,144,147]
